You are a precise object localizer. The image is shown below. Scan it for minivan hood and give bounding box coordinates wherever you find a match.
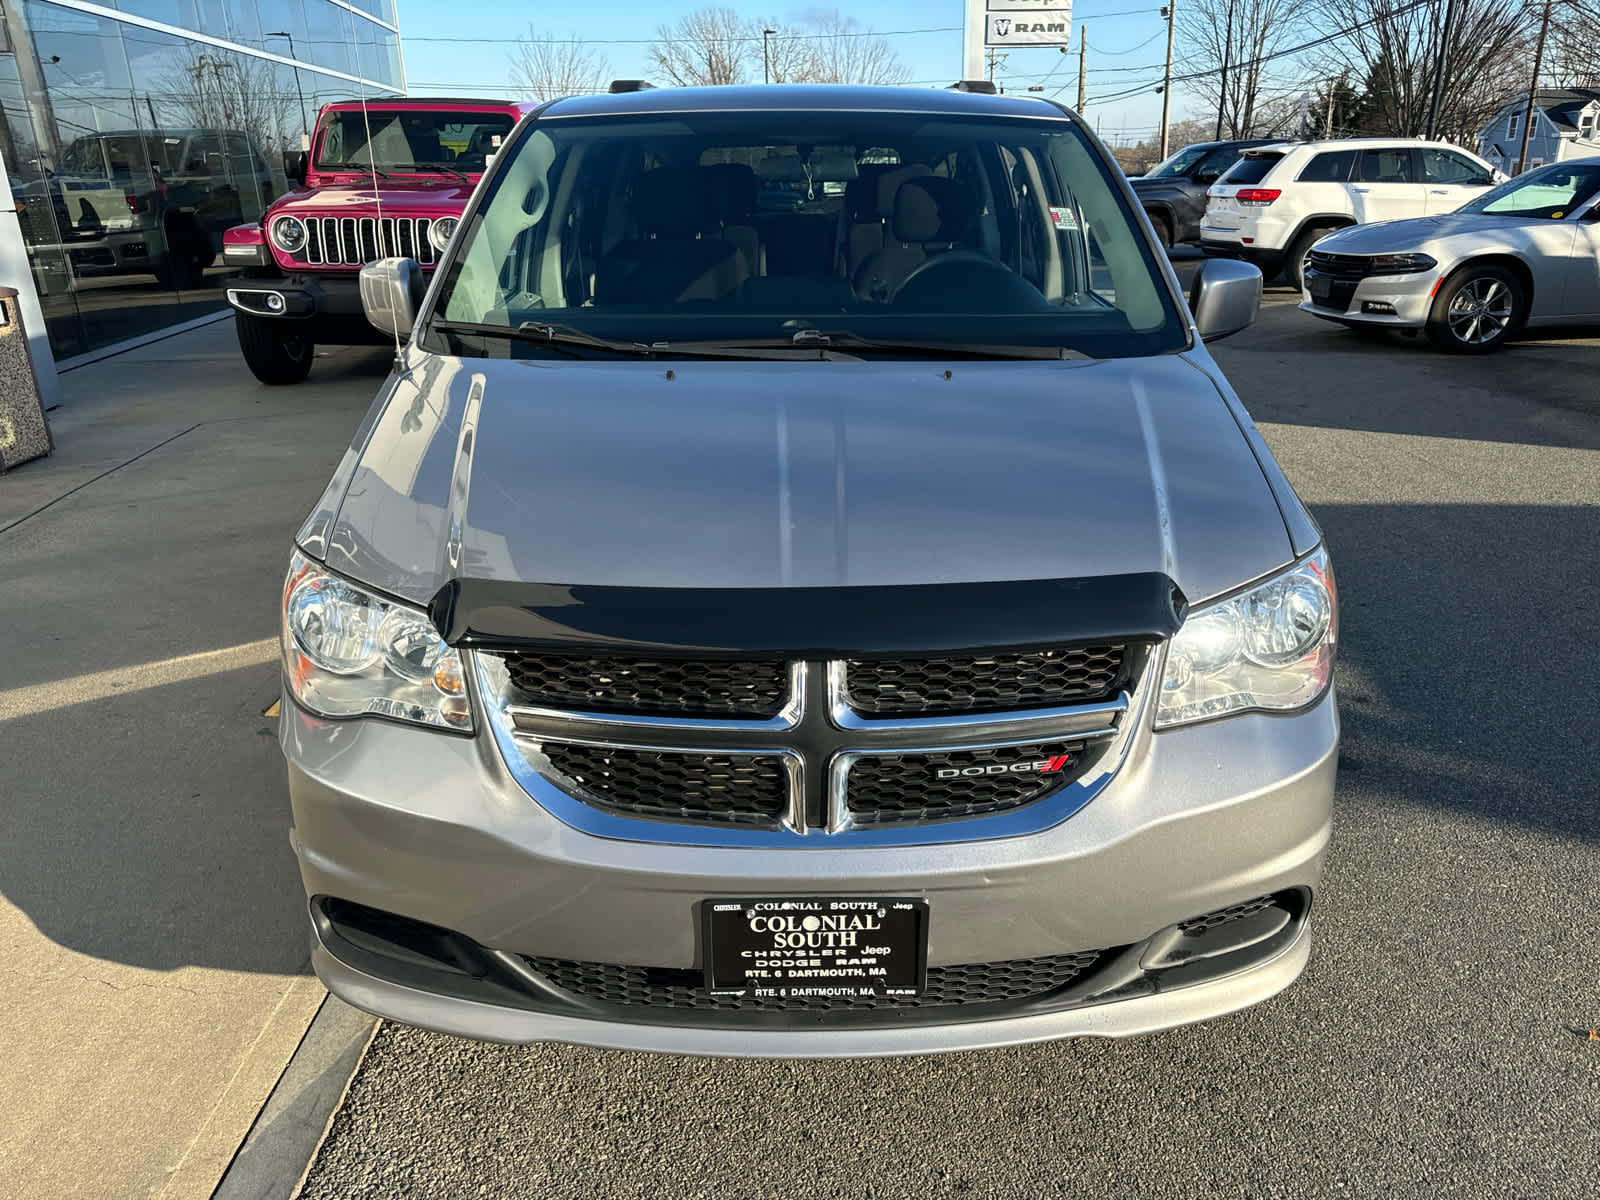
[314,355,1295,609]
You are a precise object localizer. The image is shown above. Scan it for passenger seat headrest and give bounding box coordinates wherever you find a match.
[631,167,704,236]
[892,176,974,244]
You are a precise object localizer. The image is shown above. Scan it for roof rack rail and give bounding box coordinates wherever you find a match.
[608,79,655,94]
[948,79,999,94]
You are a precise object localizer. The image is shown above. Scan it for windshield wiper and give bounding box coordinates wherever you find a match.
[321,162,395,180]
[413,163,472,182]
[652,330,1089,360]
[430,319,654,357]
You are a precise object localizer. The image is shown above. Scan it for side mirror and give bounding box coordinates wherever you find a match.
[283,150,308,186]
[359,257,425,340]
[1188,258,1262,342]
[1193,169,1221,185]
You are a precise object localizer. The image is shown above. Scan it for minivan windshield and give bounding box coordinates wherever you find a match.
[428,111,1185,359]
[1455,163,1600,219]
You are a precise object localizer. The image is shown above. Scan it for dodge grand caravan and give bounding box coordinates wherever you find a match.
[280,83,1338,1057]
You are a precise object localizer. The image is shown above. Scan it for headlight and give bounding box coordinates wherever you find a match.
[269,214,307,254]
[427,217,458,253]
[281,552,472,731]
[1156,547,1335,729]
[1367,252,1436,274]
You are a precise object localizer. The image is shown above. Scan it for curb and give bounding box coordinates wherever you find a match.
[210,994,379,1200]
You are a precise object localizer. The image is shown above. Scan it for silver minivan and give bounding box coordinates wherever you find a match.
[279,83,1337,1057]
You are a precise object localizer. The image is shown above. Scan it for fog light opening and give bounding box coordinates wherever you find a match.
[265,292,286,313]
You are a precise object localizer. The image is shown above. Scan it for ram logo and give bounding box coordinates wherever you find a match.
[994,17,1012,36]
[936,755,1071,779]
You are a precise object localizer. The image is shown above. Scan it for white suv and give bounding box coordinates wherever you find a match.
[1199,139,1501,288]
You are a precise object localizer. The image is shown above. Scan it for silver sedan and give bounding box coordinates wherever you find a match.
[1298,158,1600,352]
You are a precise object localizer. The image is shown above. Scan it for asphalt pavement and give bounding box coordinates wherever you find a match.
[296,293,1600,1200]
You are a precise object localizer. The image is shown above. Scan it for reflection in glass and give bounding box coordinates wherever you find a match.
[0,0,397,359]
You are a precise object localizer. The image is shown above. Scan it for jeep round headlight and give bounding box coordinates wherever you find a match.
[1156,547,1336,729]
[269,214,307,254]
[427,216,458,253]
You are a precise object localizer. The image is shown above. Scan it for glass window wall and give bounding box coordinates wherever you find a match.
[1,0,400,359]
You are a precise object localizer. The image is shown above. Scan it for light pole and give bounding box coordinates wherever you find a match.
[1215,0,1236,141]
[763,28,775,84]
[266,31,309,138]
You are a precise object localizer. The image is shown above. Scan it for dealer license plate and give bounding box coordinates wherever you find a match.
[704,897,928,1000]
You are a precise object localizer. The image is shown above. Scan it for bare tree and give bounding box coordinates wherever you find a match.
[647,7,911,87]
[509,32,611,101]
[1546,0,1600,88]
[160,51,294,159]
[1314,0,1532,142]
[650,8,752,86]
[802,10,911,85]
[1178,0,1309,138]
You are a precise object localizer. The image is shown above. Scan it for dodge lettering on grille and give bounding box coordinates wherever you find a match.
[936,754,1072,779]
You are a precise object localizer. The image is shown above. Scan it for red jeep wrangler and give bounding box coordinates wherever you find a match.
[222,97,533,384]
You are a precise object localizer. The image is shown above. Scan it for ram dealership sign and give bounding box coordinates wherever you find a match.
[985,0,1072,47]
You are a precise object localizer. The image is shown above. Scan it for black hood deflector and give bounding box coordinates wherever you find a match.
[429,573,1186,658]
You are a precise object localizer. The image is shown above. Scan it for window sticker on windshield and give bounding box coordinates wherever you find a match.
[1049,206,1078,231]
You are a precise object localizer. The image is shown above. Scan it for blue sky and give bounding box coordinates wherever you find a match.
[393,0,1198,146]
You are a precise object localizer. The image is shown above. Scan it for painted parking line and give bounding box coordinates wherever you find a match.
[0,638,279,722]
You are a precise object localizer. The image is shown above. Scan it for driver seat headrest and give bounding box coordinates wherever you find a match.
[892,176,974,244]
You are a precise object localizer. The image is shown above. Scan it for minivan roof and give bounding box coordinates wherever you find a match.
[538,84,1071,122]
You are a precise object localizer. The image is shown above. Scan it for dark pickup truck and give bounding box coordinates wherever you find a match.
[1129,139,1279,247]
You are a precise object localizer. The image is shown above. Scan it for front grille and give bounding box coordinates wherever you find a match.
[539,743,788,825]
[302,215,436,266]
[845,741,1086,825]
[845,646,1126,716]
[1306,250,1372,278]
[504,653,787,719]
[522,948,1106,1013]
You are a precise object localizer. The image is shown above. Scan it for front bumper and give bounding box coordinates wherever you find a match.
[282,672,1338,1053]
[226,271,387,343]
[1298,268,1441,327]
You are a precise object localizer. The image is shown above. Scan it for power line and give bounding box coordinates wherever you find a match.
[1085,0,1433,105]
[404,26,961,46]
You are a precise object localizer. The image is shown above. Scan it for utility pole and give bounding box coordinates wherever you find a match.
[985,48,1008,86]
[1424,0,1458,140]
[1325,76,1336,138]
[1515,0,1554,174]
[1077,25,1087,113]
[1215,0,1236,141]
[1159,2,1176,159]
[763,27,774,84]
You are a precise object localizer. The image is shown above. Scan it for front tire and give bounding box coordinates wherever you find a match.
[236,312,314,384]
[1284,225,1337,291]
[1425,265,1524,354]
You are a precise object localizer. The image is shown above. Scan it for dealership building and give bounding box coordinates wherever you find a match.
[0,0,404,371]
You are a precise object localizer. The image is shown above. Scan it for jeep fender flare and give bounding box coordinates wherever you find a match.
[1281,213,1356,253]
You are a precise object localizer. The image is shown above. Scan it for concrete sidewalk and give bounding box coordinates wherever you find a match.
[0,321,390,1198]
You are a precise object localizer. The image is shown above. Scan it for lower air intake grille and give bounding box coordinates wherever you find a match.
[539,743,788,825]
[845,741,1087,825]
[504,653,788,719]
[1178,894,1276,935]
[522,949,1107,1012]
[845,646,1127,716]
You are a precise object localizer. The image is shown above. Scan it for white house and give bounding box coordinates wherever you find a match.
[1477,88,1600,175]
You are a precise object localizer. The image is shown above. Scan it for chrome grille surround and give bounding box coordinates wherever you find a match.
[298,214,437,267]
[476,646,1157,848]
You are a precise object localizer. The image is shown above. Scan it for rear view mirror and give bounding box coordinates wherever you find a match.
[1188,258,1262,342]
[359,257,425,340]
